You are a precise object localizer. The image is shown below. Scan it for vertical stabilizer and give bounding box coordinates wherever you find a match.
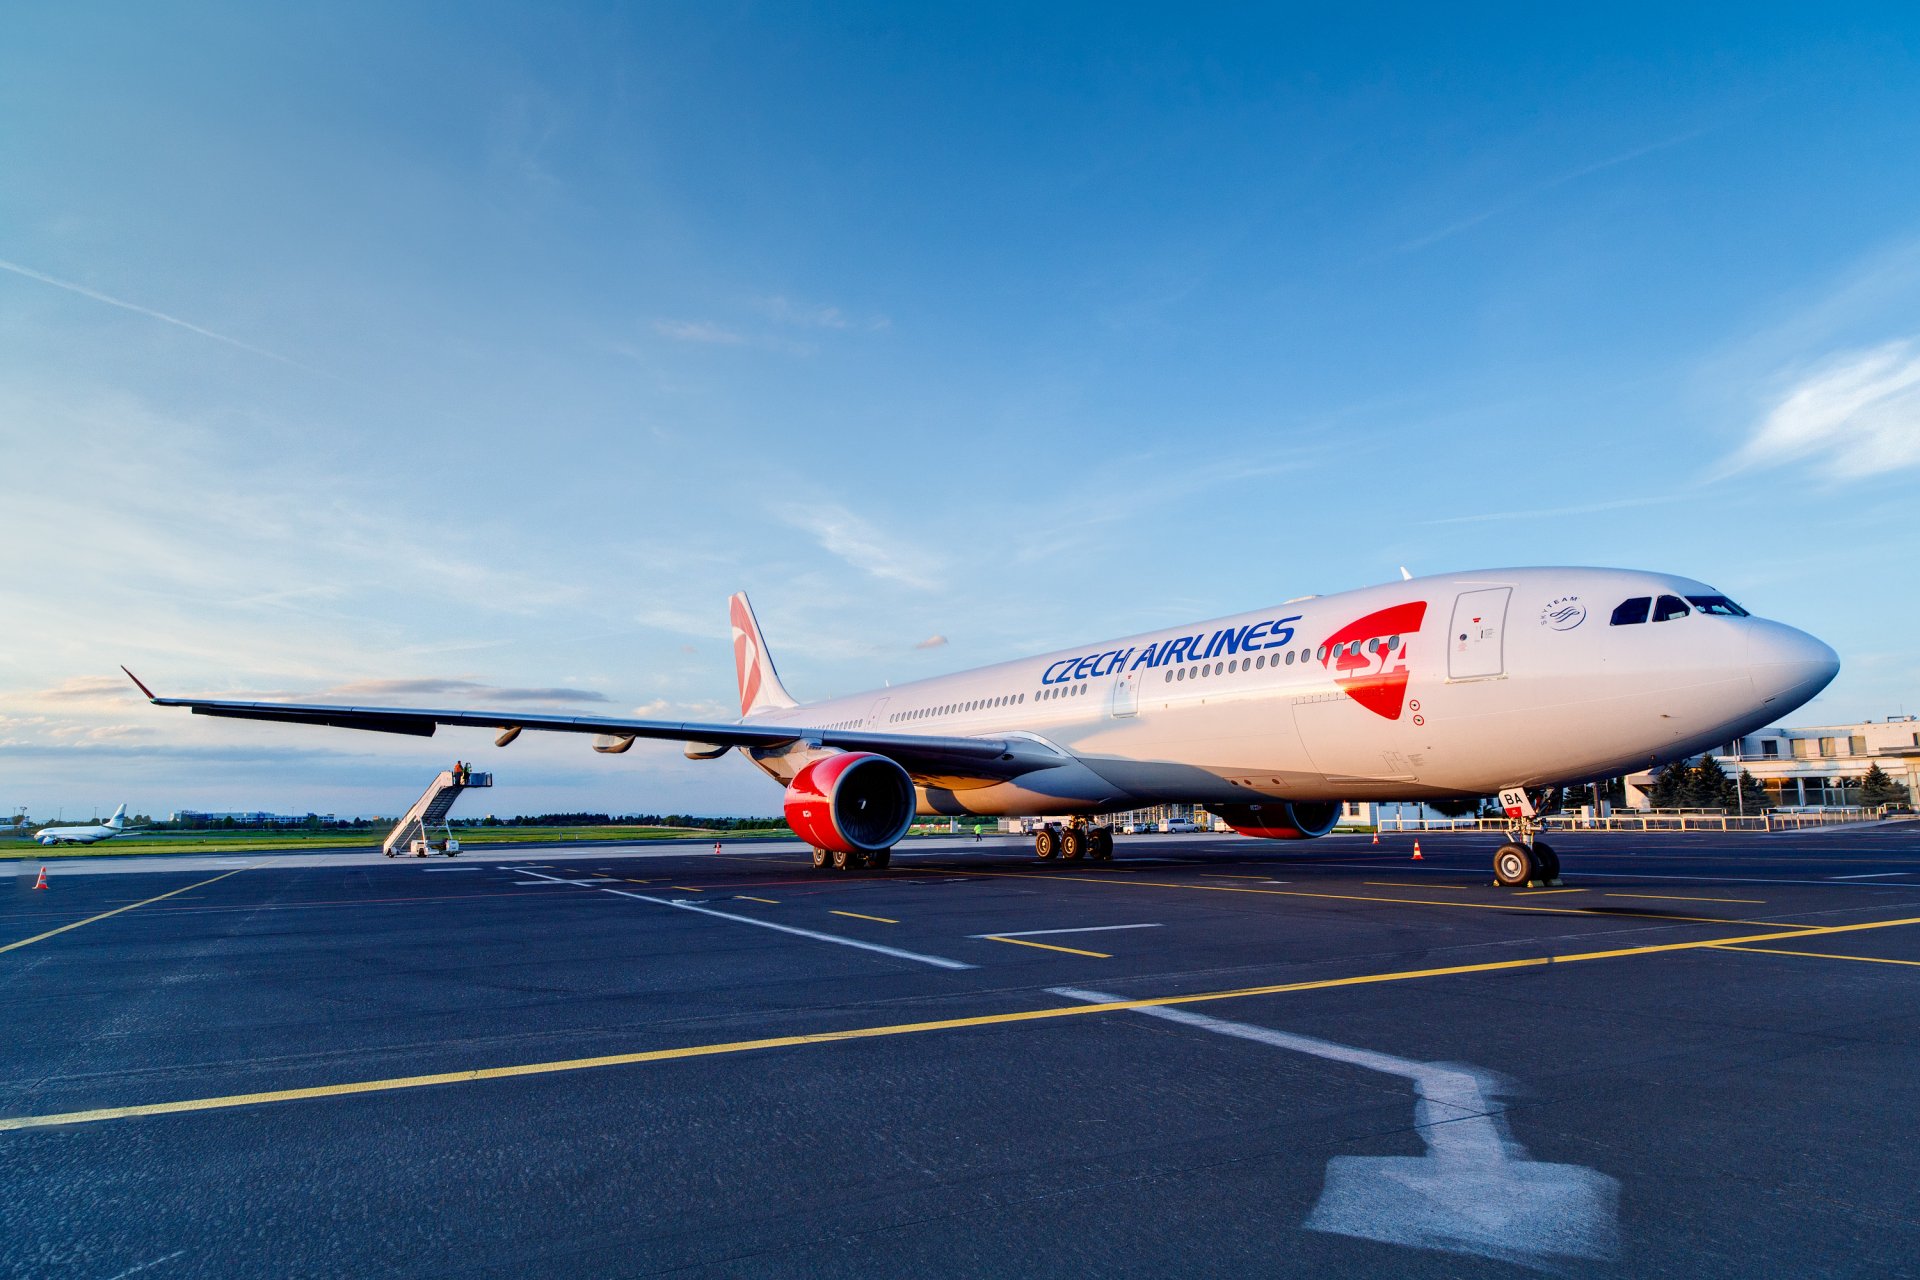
[729,593,798,717]
[106,804,127,829]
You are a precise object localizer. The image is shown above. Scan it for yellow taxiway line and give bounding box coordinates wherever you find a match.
[1605,893,1766,905]
[7,910,1918,1133]
[1712,944,1920,968]
[829,910,899,924]
[982,936,1112,958]
[1,868,253,956]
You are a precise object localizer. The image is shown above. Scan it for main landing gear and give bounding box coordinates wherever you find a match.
[809,846,891,872]
[1491,786,1562,888]
[1033,820,1114,863]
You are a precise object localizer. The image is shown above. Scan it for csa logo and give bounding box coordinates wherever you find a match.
[1539,595,1586,631]
[1320,601,1427,720]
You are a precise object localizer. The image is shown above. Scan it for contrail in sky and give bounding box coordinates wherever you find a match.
[0,257,298,365]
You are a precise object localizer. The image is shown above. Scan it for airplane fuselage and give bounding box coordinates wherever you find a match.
[35,826,119,845]
[739,567,1838,817]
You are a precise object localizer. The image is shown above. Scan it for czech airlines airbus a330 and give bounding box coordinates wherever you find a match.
[126,566,1838,886]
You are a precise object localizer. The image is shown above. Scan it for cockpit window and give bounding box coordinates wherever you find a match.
[1651,594,1691,622]
[1687,595,1749,617]
[1610,597,1651,626]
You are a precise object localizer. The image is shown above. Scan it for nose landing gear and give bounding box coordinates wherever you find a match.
[1492,787,1564,888]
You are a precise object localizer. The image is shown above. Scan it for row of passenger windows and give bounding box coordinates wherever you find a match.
[882,630,1409,722]
[889,691,1027,724]
[1610,594,1749,626]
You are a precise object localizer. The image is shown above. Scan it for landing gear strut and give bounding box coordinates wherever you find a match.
[1033,820,1113,864]
[1491,786,1563,888]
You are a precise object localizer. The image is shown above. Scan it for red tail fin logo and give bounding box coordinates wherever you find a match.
[730,595,762,717]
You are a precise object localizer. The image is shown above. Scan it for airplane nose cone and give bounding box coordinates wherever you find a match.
[1747,620,1840,714]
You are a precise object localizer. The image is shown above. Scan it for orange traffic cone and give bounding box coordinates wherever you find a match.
[1371,830,1379,845]
[1412,841,1423,861]
[713,840,721,855]
[33,866,48,890]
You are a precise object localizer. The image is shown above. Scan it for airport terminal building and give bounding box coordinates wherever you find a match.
[1628,716,1920,808]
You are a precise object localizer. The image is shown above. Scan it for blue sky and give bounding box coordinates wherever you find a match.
[5,4,1918,819]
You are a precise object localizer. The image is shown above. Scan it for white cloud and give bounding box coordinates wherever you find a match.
[1730,339,1920,481]
[755,296,890,332]
[38,675,138,701]
[652,319,747,345]
[777,504,943,591]
[913,634,948,650]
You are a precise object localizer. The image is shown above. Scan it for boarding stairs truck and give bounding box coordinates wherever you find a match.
[381,770,491,858]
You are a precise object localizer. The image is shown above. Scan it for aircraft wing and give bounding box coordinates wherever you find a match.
[121,668,1058,780]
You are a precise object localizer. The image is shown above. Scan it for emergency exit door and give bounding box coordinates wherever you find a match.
[1109,666,1139,718]
[1448,587,1511,679]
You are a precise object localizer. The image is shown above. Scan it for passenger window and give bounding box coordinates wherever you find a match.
[1686,595,1749,617]
[1610,597,1651,626]
[1652,595,1690,622]
[1256,655,1266,669]
[1285,650,1295,665]
[1177,668,1186,681]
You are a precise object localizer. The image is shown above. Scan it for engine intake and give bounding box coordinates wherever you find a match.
[1214,801,1340,840]
[784,752,915,854]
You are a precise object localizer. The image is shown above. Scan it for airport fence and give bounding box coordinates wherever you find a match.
[1378,807,1894,834]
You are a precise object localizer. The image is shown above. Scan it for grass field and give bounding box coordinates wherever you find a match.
[0,825,791,859]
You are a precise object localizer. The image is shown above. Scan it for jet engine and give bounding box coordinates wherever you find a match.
[783,752,915,855]
[1213,801,1340,840]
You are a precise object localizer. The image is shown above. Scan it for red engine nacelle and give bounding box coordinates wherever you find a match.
[1213,801,1341,840]
[783,752,916,854]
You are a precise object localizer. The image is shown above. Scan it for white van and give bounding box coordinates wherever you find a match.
[1159,817,1199,833]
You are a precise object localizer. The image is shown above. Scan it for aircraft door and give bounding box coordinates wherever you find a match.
[1109,666,1139,718]
[1448,588,1512,680]
[867,696,891,727]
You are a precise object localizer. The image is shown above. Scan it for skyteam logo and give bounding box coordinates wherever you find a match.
[1539,595,1587,631]
[1319,600,1427,720]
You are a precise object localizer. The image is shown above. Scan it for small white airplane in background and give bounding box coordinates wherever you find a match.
[126,565,1839,887]
[35,804,134,846]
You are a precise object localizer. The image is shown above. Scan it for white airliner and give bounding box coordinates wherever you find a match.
[125,566,1838,885]
[35,804,133,846]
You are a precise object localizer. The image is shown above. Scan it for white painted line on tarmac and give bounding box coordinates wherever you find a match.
[972,924,1163,939]
[1831,872,1915,880]
[603,889,974,970]
[510,869,974,970]
[420,867,483,872]
[1050,986,1619,1266]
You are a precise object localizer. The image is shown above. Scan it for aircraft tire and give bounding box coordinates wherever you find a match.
[832,848,854,871]
[1493,842,1533,887]
[811,847,830,870]
[871,848,891,870]
[1061,829,1084,860]
[1092,828,1114,860]
[1532,840,1559,881]
[1035,829,1056,860]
